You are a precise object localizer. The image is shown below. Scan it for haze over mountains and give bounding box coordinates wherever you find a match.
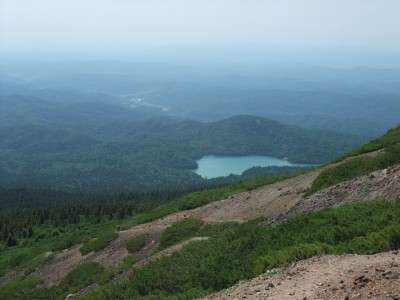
[3,59,400,192]
[2,60,400,135]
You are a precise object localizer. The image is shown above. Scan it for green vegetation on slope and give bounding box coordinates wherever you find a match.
[79,229,118,255]
[0,276,42,300]
[62,262,105,287]
[340,125,400,159]
[158,218,204,250]
[79,199,400,299]
[0,188,181,249]
[4,196,399,300]
[126,233,149,253]
[306,125,400,196]
[0,219,121,281]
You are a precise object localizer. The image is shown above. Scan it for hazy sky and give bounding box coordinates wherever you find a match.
[1,0,400,56]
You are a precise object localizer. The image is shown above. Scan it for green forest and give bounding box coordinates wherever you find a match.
[0,113,364,193]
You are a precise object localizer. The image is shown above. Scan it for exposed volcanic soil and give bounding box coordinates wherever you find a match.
[202,251,400,300]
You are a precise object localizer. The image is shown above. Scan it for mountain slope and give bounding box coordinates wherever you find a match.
[0,125,399,300]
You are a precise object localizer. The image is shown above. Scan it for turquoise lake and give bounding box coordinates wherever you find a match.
[192,155,313,179]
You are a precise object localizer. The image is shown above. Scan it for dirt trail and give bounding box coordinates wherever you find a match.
[132,237,209,269]
[202,251,400,300]
[33,245,87,287]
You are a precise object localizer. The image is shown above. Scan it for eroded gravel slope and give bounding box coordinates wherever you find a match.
[202,251,400,300]
[268,164,400,227]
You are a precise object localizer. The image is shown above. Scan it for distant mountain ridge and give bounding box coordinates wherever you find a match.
[0,93,158,127]
[2,63,400,138]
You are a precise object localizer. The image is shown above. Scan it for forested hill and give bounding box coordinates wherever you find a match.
[0,114,366,193]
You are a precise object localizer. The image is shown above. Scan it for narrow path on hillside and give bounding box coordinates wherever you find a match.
[133,237,209,269]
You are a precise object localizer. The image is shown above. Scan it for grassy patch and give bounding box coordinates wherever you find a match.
[306,143,400,196]
[119,255,140,270]
[62,262,104,287]
[80,230,117,255]
[332,125,400,162]
[159,218,204,250]
[0,276,42,300]
[126,233,148,253]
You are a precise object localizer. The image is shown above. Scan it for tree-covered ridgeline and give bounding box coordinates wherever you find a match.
[0,115,365,193]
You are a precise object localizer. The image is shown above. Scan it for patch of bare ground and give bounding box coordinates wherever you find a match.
[202,251,400,300]
[91,224,168,269]
[31,224,168,287]
[32,245,87,287]
[150,168,323,227]
[267,164,400,227]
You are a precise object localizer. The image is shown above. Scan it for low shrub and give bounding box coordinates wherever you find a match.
[126,233,148,253]
[0,276,42,300]
[62,262,104,286]
[306,143,400,196]
[82,199,400,299]
[159,218,204,250]
[80,230,117,255]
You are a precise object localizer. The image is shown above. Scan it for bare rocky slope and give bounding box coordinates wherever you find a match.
[266,163,400,228]
[202,251,400,300]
